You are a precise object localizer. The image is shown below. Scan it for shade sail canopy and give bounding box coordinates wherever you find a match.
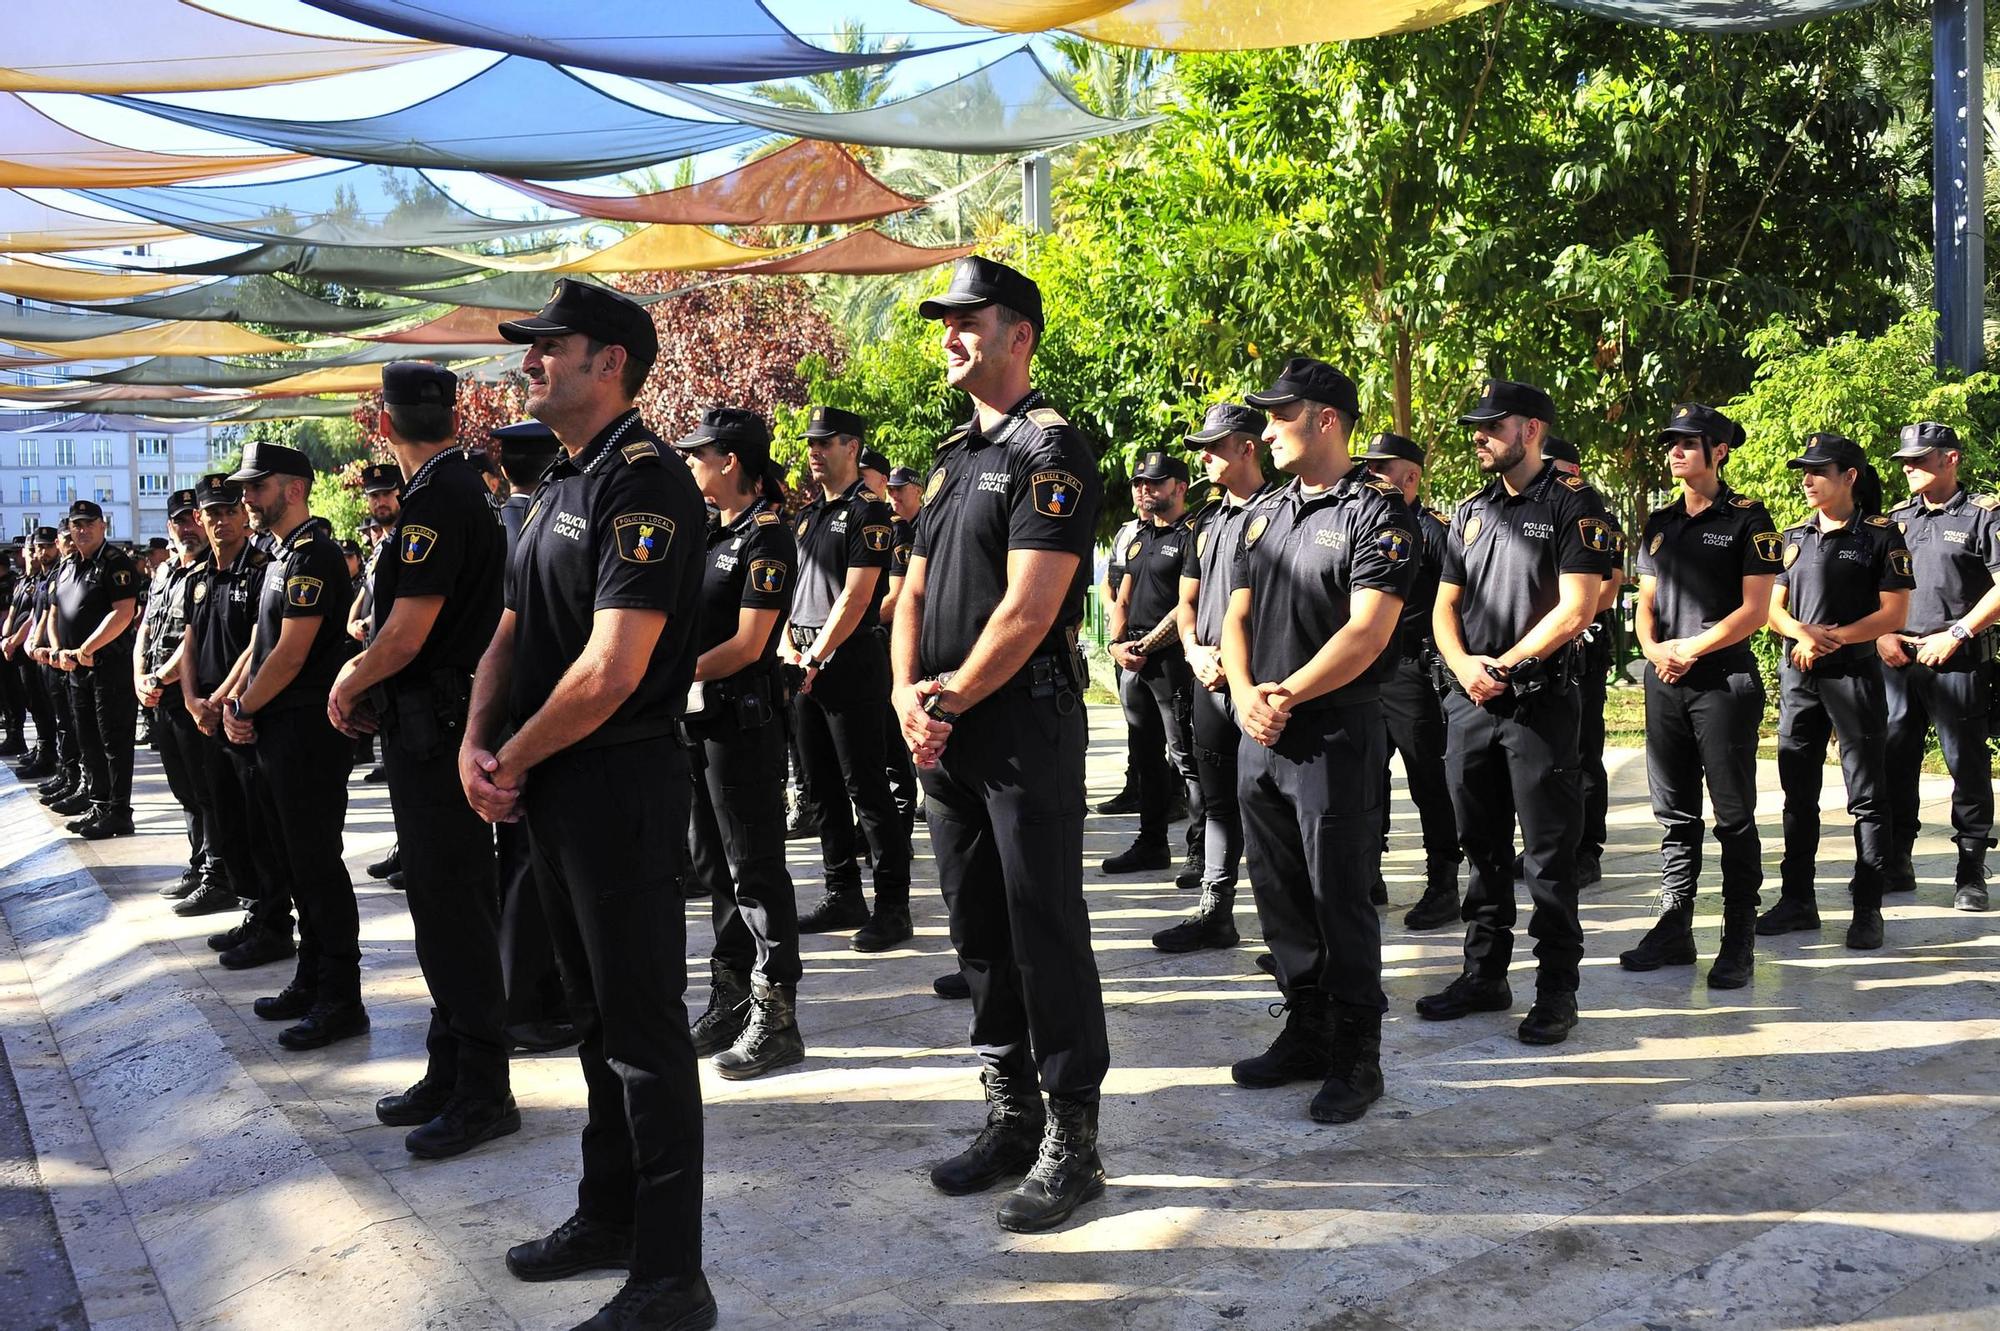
[0,258,193,301]
[253,363,452,395]
[7,323,299,361]
[659,47,1160,153]
[81,164,560,248]
[59,276,428,332]
[0,191,186,253]
[491,140,920,226]
[105,57,766,179]
[78,343,512,386]
[725,230,975,274]
[1548,0,1872,28]
[355,306,532,343]
[0,93,303,188]
[368,270,670,309]
[1,0,445,92]
[435,223,784,274]
[0,306,167,343]
[144,242,491,284]
[0,382,237,403]
[230,396,364,419]
[1,396,357,420]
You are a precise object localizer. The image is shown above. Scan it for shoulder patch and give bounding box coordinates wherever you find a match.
[1375,526,1413,562]
[1751,531,1783,564]
[1031,470,1082,518]
[1889,548,1913,578]
[1865,514,1893,527]
[615,513,675,563]
[621,439,661,465]
[284,575,323,608]
[1027,407,1068,430]
[862,523,893,552]
[754,511,779,525]
[748,559,786,594]
[1577,517,1615,552]
[1976,494,2000,511]
[400,523,438,564]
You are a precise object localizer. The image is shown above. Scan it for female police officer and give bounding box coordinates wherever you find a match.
[1628,405,1782,988]
[674,407,807,1080]
[1762,433,1912,951]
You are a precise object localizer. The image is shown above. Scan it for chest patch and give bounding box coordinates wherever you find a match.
[1648,532,1665,557]
[1244,515,1269,548]
[1313,529,1346,550]
[1126,540,1141,562]
[194,581,209,603]
[553,510,587,542]
[1784,543,1801,569]
[924,468,947,504]
[615,513,674,563]
[1462,514,1483,545]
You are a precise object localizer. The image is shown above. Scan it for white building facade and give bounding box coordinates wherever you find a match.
[0,412,226,545]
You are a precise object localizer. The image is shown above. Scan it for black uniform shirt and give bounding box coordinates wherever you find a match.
[142,553,205,674]
[53,544,140,652]
[1183,482,1277,648]
[1120,512,1195,650]
[506,410,705,747]
[189,540,271,696]
[1232,468,1419,707]
[1776,512,1915,633]
[1440,460,1616,657]
[1394,505,1451,657]
[248,516,350,711]
[375,450,504,678]
[1636,485,1783,648]
[912,390,1102,680]
[1888,487,2000,634]
[8,572,35,638]
[696,497,794,668]
[889,515,916,580]
[791,477,893,630]
[1106,515,1140,592]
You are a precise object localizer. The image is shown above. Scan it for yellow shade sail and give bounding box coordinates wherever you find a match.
[0,191,186,252]
[253,363,451,396]
[0,93,303,188]
[913,0,1499,45]
[432,224,788,275]
[7,322,297,361]
[0,258,195,302]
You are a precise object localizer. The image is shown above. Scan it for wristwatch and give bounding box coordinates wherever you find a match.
[923,694,962,726]
[1951,622,1973,642]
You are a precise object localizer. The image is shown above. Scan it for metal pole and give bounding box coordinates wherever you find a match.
[1933,0,1985,372]
[1021,154,1053,234]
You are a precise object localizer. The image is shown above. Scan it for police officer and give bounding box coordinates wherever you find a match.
[674,406,806,1080]
[1098,489,1146,816]
[1357,431,1463,928]
[1153,402,1273,953]
[4,528,60,782]
[350,462,402,786]
[183,474,297,968]
[1106,449,1202,881]
[469,280,714,1327]
[1625,404,1779,988]
[898,256,1108,1232]
[45,499,141,838]
[787,404,915,952]
[330,362,516,1157]
[1762,433,1911,951]
[488,419,576,1052]
[1881,422,2000,913]
[1418,379,1614,1046]
[1220,361,1416,1125]
[135,491,223,892]
[0,547,26,757]
[31,522,83,809]
[222,442,365,1049]
[862,446,921,845]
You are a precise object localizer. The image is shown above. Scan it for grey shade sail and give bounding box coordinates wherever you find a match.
[657,46,1162,153]
[80,163,558,247]
[1547,0,1873,28]
[54,276,429,333]
[228,397,365,420]
[366,271,671,310]
[75,343,504,388]
[101,58,766,179]
[298,0,971,81]
[0,306,163,343]
[143,243,492,284]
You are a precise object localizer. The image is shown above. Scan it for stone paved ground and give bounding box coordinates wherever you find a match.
[1,698,1998,1331]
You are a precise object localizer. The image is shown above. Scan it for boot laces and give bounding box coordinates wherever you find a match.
[1023,1119,1080,1188]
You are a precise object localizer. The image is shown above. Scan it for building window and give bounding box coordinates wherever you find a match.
[20,514,36,537]
[94,476,114,504]
[175,472,199,491]
[18,478,36,504]
[92,439,115,466]
[138,473,168,497]
[137,435,167,459]
[15,439,35,467]
[55,477,75,502]
[52,438,75,467]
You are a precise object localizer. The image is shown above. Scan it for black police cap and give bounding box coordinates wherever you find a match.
[1186,402,1267,446]
[803,404,868,441]
[498,278,660,368]
[887,466,923,489]
[1656,402,1740,447]
[917,255,1045,333]
[68,499,104,522]
[167,487,198,518]
[147,536,170,551]
[1458,378,1556,426]
[1543,435,1581,466]
[381,359,457,407]
[229,441,313,483]
[1357,432,1426,466]
[360,462,404,494]
[1892,421,1962,460]
[490,419,560,456]
[195,473,242,508]
[339,538,363,557]
[31,527,57,544]
[1245,357,1360,418]
[673,406,772,471]
[1132,449,1191,483]
[858,448,893,476]
[1787,431,1867,471]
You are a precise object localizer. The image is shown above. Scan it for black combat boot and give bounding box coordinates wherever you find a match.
[797,887,868,932]
[506,1212,633,1282]
[49,788,92,817]
[1151,881,1240,953]
[376,1074,454,1127]
[933,970,970,999]
[1845,906,1885,951]
[1310,1003,1384,1124]
[1094,784,1139,815]
[1706,906,1755,990]
[1956,838,1992,912]
[1619,902,1697,971]
[852,889,913,953]
[930,1068,1045,1196]
[996,1095,1105,1233]
[571,1272,717,1331]
[1883,832,1918,894]
[219,926,294,970]
[253,969,317,1021]
[1403,861,1461,931]
[1414,971,1513,1021]
[366,845,400,880]
[158,866,200,900]
[689,961,751,1057]
[1231,993,1332,1088]
[406,1093,522,1158]
[173,876,238,917]
[1102,837,1170,874]
[76,805,134,840]
[1517,990,1579,1045]
[1756,894,1820,935]
[712,975,805,1080]
[1174,821,1205,890]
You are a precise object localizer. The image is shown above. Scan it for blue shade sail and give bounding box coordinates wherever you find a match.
[101,57,765,179]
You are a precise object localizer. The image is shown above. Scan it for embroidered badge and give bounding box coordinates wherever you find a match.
[1032,470,1082,518]
[1889,549,1913,578]
[1244,514,1269,548]
[400,523,438,564]
[1126,539,1141,562]
[614,513,674,564]
[1376,527,1412,561]
[749,559,786,594]
[193,581,209,603]
[1752,531,1782,564]
[285,575,323,608]
[1648,532,1665,557]
[1462,514,1483,545]
[1577,517,1614,552]
[863,524,893,552]
[1783,543,1801,569]
[924,469,947,504]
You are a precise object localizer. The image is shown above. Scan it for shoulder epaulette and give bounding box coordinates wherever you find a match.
[247,547,274,566]
[1975,495,2000,511]
[1026,407,1068,430]
[1556,473,1587,492]
[1363,474,1400,497]
[1729,495,1762,509]
[754,511,779,526]
[941,423,972,446]
[1865,514,1893,527]
[621,439,661,465]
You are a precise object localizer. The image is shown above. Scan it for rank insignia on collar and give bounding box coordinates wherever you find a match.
[924,468,948,504]
[1557,473,1587,491]
[749,559,787,594]
[1864,515,1892,527]
[754,511,779,525]
[401,524,438,564]
[1032,470,1081,518]
[1730,495,1758,508]
[1976,494,2000,511]
[614,512,674,563]
[621,439,660,464]
[285,575,323,608]
[1027,407,1068,429]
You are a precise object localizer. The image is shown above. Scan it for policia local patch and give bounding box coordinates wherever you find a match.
[1033,470,1083,518]
[614,513,675,564]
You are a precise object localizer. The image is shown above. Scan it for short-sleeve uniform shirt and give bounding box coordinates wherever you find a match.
[142,553,204,674]
[1775,512,1915,662]
[696,496,794,671]
[1393,505,1451,657]
[375,450,504,678]
[1183,482,1276,648]
[1439,460,1616,656]
[506,410,705,747]
[888,514,916,581]
[1232,468,1419,708]
[1636,485,1783,665]
[1120,512,1196,652]
[54,544,141,652]
[790,478,893,630]
[249,516,351,711]
[189,540,272,696]
[1106,516,1140,592]
[911,391,1101,681]
[1888,487,2000,636]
